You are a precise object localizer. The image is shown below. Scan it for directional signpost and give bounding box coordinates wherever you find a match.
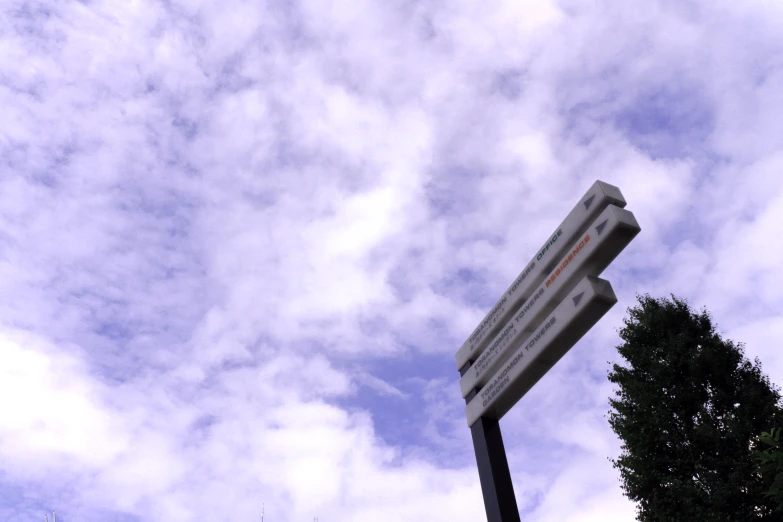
[457,181,640,522]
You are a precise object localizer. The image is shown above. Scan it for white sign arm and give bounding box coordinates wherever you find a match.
[464,275,617,427]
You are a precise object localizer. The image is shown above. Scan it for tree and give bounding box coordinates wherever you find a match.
[753,427,783,511]
[607,294,783,521]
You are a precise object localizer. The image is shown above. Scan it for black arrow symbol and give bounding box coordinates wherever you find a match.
[595,219,608,236]
[573,292,584,306]
[583,194,596,210]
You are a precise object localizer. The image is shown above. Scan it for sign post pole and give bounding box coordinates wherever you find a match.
[471,417,520,522]
[470,413,521,522]
[462,366,521,522]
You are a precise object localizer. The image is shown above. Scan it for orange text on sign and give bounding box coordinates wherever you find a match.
[545,234,590,288]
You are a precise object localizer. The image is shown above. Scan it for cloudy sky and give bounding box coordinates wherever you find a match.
[2,0,783,520]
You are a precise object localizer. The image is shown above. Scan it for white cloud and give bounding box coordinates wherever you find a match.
[0,329,126,483]
[2,0,783,520]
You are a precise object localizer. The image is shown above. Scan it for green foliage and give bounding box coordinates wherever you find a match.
[753,427,783,510]
[607,294,783,521]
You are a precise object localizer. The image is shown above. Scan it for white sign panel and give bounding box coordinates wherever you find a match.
[454,180,625,371]
[459,204,640,398]
[465,275,617,427]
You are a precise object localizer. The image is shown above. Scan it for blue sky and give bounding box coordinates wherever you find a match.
[1,0,783,520]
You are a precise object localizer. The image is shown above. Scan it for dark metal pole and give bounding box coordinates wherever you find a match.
[462,364,521,522]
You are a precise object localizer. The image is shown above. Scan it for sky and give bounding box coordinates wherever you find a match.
[1,0,783,521]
